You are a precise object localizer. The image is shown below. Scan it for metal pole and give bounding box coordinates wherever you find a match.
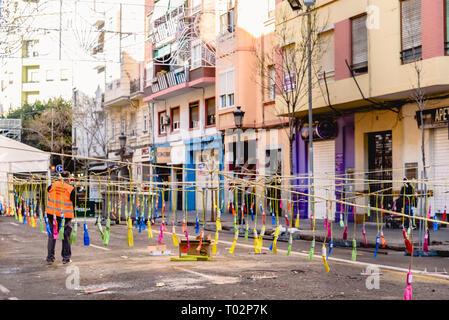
[307,6,314,220]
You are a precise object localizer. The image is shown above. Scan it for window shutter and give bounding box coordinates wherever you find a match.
[352,15,368,66]
[219,71,227,96]
[226,69,234,94]
[319,30,335,73]
[401,0,422,51]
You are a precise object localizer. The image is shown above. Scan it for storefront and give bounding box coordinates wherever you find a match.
[293,115,354,221]
[417,106,449,214]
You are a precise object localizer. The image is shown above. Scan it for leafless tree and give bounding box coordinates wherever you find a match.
[0,0,50,62]
[253,8,325,189]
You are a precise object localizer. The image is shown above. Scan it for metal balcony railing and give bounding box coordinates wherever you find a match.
[150,68,187,95]
[130,78,142,94]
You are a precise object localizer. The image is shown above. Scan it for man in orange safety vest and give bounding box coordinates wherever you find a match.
[46,171,76,265]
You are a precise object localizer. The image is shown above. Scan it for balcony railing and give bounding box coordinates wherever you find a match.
[150,68,188,94]
[130,78,142,94]
[150,15,185,45]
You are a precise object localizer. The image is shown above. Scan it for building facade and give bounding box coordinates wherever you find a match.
[143,0,221,213]
[276,0,449,221]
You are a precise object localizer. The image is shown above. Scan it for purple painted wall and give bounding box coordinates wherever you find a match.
[293,126,309,219]
[293,115,355,221]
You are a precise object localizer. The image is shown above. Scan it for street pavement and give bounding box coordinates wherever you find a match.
[1,211,449,301]
[166,208,449,256]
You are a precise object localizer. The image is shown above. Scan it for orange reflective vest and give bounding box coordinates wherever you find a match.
[46,181,74,219]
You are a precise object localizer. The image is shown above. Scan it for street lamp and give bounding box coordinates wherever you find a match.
[233,106,245,168]
[289,0,316,221]
[118,134,127,177]
[233,106,245,225]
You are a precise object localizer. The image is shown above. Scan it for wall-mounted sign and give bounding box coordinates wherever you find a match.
[301,120,338,141]
[416,107,449,129]
[156,146,171,163]
[142,148,150,159]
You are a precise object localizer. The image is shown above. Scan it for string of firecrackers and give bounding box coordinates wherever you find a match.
[222,173,449,227]
[1,175,445,299]
[1,169,446,272]
[4,144,449,188]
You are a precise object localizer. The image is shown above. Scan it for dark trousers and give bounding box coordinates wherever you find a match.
[46,214,72,262]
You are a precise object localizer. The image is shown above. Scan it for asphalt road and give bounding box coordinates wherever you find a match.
[1,215,448,300]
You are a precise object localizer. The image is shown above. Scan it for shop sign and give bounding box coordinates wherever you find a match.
[156,146,171,163]
[142,148,150,159]
[416,107,449,129]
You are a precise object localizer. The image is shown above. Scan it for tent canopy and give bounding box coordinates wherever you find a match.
[0,135,50,174]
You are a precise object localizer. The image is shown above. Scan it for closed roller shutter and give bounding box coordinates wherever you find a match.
[312,140,335,220]
[432,128,449,214]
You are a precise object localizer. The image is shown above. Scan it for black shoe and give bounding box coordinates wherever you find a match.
[46,259,55,265]
[62,259,72,264]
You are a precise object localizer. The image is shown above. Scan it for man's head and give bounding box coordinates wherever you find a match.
[61,171,72,182]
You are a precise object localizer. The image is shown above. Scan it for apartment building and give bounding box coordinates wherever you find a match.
[143,0,220,213]
[214,0,291,213]
[102,0,148,182]
[0,0,75,112]
[276,0,449,220]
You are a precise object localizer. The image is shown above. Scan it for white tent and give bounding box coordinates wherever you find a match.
[0,135,50,204]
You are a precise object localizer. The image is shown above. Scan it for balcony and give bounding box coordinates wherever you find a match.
[144,66,215,101]
[130,78,143,98]
[22,81,40,92]
[104,79,130,108]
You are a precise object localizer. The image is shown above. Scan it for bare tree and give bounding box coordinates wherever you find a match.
[27,98,73,167]
[72,90,109,159]
[0,0,50,62]
[254,8,324,187]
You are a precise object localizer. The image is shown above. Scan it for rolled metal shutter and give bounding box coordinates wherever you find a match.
[312,140,336,220]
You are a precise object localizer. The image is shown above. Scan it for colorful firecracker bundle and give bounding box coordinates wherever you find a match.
[2,170,448,301]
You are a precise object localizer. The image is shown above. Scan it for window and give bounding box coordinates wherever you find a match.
[171,107,180,131]
[269,66,276,100]
[143,115,148,133]
[111,118,115,139]
[22,40,39,58]
[220,8,235,34]
[205,97,216,126]
[159,111,167,135]
[283,72,296,93]
[401,0,422,64]
[351,15,368,74]
[218,68,234,109]
[192,0,201,13]
[189,101,199,129]
[130,112,136,136]
[26,67,39,83]
[46,70,54,81]
[318,30,335,79]
[446,0,449,54]
[227,93,234,107]
[60,69,69,81]
[191,41,202,69]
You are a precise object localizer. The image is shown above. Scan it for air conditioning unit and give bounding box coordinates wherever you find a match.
[162,115,170,125]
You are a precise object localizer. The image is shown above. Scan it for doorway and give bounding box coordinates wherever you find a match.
[367,131,393,215]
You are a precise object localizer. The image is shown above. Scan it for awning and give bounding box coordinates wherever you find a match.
[154,42,179,58]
